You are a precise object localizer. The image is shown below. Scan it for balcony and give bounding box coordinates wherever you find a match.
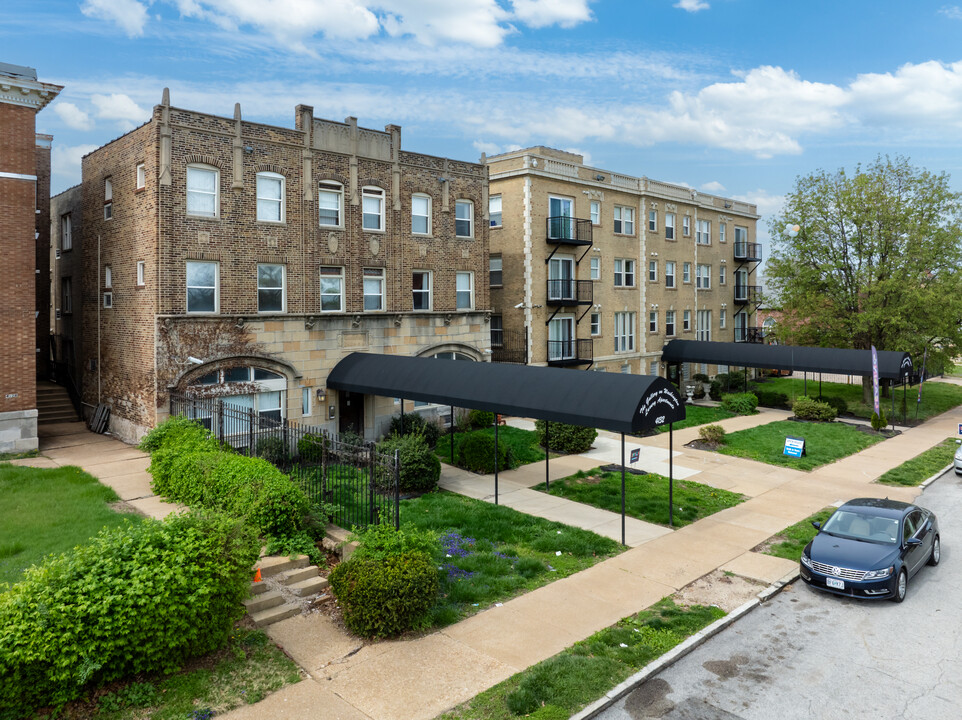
[546,338,593,366]
[546,216,593,246]
[546,279,593,306]
[733,285,762,305]
[734,242,763,262]
[734,326,764,343]
[491,328,528,365]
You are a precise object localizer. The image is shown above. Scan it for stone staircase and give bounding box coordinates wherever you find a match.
[37,381,79,424]
[244,554,330,627]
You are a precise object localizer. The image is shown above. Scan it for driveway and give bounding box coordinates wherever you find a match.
[595,470,962,720]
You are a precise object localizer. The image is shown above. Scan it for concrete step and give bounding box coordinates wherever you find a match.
[288,576,329,597]
[278,565,319,585]
[38,413,80,424]
[256,554,309,579]
[250,603,301,628]
[250,579,271,595]
[243,590,284,614]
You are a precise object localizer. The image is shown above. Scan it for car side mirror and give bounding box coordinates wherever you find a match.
[905,537,922,547]
[811,521,821,530]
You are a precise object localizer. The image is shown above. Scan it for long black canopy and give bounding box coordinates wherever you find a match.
[661,340,912,380]
[327,352,686,433]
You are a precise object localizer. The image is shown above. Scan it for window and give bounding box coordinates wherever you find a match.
[590,256,600,280]
[614,258,635,287]
[302,387,311,417]
[614,312,635,352]
[61,277,72,314]
[682,216,691,236]
[734,226,748,244]
[696,219,710,244]
[186,261,218,313]
[650,360,659,375]
[719,266,727,285]
[412,194,431,235]
[614,206,634,234]
[665,212,675,239]
[489,255,502,286]
[320,266,343,312]
[720,309,727,329]
[665,310,676,336]
[696,264,711,289]
[548,256,574,302]
[104,266,112,289]
[104,178,112,220]
[621,363,631,374]
[136,261,145,286]
[548,196,574,239]
[318,182,343,227]
[683,262,691,284]
[256,171,285,223]
[61,213,72,251]
[648,209,657,231]
[490,315,503,346]
[412,270,432,310]
[189,367,287,429]
[362,187,385,231]
[456,271,474,309]
[665,261,676,288]
[697,310,712,341]
[187,165,218,217]
[719,222,727,243]
[103,292,112,308]
[136,162,145,190]
[456,200,474,238]
[590,200,600,225]
[548,316,575,361]
[648,260,657,282]
[649,311,658,333]
[590,312,601,336]
[683,309,691,331]
[489,195,502,228]
[257,263,285,312]
[363,267,384,310]
[763,316,776,336]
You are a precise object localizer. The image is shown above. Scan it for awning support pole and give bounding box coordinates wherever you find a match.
[545,420,550,491]
[400,398,404,429]
[494,420,499,505]
[819,374,822,399]
[669,422,674,528]
[450,406,455,464]
[621,433,626,547]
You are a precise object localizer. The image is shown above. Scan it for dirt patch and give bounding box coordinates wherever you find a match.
[108,499,145,516]
[684,439,718,452]
[750,534,786,555]
[674,569,767,613]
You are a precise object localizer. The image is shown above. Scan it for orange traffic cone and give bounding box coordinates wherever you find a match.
[253,568,262,583]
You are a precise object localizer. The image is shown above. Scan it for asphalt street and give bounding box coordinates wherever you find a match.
[597,470,962,720]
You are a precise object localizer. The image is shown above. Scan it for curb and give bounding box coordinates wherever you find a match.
[918,463,954,490]
[570,568,800,720]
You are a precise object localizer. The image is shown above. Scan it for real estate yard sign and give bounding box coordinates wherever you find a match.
[871,345,880,415]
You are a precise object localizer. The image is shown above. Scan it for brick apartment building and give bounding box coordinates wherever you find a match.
[0,63,61,453]
[50,184,83,396]
[80,90,491,444]
[486,147,761,382]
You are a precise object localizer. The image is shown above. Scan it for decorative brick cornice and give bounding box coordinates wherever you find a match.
[257,163,288,176]
[185,154,222,169]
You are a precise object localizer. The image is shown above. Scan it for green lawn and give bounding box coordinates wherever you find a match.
[650,404,735,434]
[536,467,745,527]
[437,598,725,720]
[714,420,885,471]
[400,491,622,627]
[436,426,550,468]
[877,438,959,486]
[0,464,142,586]
[761,377,962,423]
[763,508,837,562]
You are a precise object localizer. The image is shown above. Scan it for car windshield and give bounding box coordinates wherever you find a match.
[822,510,898,544]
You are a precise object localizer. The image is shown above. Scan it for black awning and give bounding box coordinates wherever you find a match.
[661,340,913,380]
[327,353,686,433]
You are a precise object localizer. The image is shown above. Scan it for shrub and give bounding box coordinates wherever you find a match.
[871,409,888,431]
[534,420,598,454]
[349,522,439,561]
[752,388,790,409]
[376,433,441,493]
[468,409,496,428]
[386,412,441,448]
[792,395,837,422]
[297,432,327,462]
[457,432,515,473]
[709,379,722,401]
[255,435,290,465]
[692,373,710,384]
[329,551,439,638]
[0,512,259,712]
[720,392,759,415]
[822,395,848,415]
[139,415,217,454]
[699,424,726,445]
[714,371,748,394]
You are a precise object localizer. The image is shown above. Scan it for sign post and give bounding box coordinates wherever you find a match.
[871,345,880,417]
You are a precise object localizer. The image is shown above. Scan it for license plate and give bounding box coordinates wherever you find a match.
[826,577,844,590]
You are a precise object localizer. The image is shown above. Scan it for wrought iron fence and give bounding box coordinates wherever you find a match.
[169,393,399,530]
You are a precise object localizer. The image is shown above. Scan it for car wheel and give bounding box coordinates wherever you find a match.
[892,568,907,603]
[928,535,941,566]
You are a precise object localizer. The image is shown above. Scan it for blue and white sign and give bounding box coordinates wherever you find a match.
[784,436,806,458]
[630,448,640,464]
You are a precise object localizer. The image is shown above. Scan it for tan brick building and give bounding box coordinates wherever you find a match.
[487,147,760,382]
[0,62,61,452]
[80,91,491,443]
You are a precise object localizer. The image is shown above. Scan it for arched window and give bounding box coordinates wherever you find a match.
[188,365,287,424]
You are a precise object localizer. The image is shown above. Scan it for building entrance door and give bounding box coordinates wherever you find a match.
[338,391,364,435]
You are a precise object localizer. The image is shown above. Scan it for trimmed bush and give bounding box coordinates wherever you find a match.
[534,420,598,454]
[139,415,217,454]
[720,392,759,415]
[871,409,888,431]
[0,512,259,712]
[329,551,439,638]
[468,409,496,428]
[709,379,722,401]
[457,432,515,473]
[377,433,441,493]
[386,412,441,448]
[792,396,837,422]
[699,424,726,445]
[692,373,710,384]
[752,388,790,409]
[822,395,848,415]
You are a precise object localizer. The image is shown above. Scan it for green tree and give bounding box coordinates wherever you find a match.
[766,156,962,400]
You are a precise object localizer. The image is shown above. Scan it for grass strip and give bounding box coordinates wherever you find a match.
[763,508,837,562]
[650,404,735,433]
[876,438,959,486]
[537,467,745,527]
[436,426,551,468]
[715,420,884,471]
[437,598,725,720]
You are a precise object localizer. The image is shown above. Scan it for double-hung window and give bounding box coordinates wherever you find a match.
[697,310,712,341]
[187,165,218,217]
[683,309,691,331]
[490,315,503,346]
[696,219,710,244]
[590,312,601,336]
[257,263,285,312]
[412,270,432,310]
[590,256,600,280]
[665,310,676,336]
[363,268,384,310]
[614,206,634,234]
[489,195,502,227]
[696,264,711,289]
[136,163,145,190]
[682,216,691,236]
[614,258,635,287]
[648,209,657,231]
[665,261,676,288]
[62,277,72,314]
[719,265,727,285]
[104,178,112,220]
[489,255,503,286]
[614,312,635,352]
[362,187,385,231]
[683,262,691,284]
[648,260,658,282]
[320,266,344,312]
[665,213,675,239]
[649,311,658,333]
[719,222,727,243]
[456,200,474,238]
[412,194,431,235]
[61,214,72,252]
[719,308,727,329]
[456,271,474,309]
[186,260,218,313]
[590,200,600,225]
[136,261,145,286]
[256,172,285,223]
[318,182,343,227]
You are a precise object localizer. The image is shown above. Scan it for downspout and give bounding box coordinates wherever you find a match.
[97,233,102,403]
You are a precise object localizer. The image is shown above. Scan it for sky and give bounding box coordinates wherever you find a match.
[7,0,962,248]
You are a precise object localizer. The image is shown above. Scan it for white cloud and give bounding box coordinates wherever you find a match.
[53,102,93,131]
[80,0,149,36]
[701,180,726,192]
[938,5,962,20]
[511,0,593,28]
[52,144,100,185]
[91,93,148,128]
[674,0,709,12]
[848,60,962,127]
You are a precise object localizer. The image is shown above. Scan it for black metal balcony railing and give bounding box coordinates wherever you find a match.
[546,338,593,366]
[733,285,762,305]
[734,326,764,343]
[546,279,593,305]
[734,241,763,261]
[491,328,528,364]
[546,216,593,245]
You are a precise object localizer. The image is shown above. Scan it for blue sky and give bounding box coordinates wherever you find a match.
[8,0,962,243]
